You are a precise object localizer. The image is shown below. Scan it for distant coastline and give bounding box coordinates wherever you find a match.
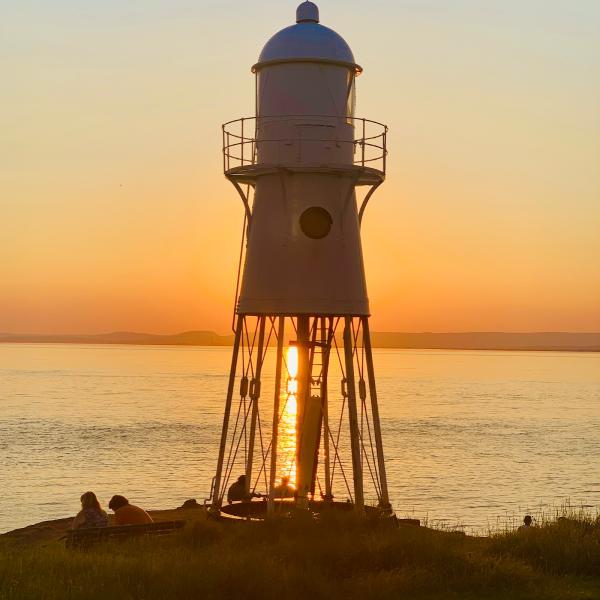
[1,330,598,352]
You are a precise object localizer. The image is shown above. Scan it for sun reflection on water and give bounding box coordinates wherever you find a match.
[278,346,297,488]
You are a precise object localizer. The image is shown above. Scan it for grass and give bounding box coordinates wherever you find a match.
[1,511,600,600]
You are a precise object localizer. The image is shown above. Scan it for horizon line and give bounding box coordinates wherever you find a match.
[2,329,600,336]
[1,330,598,353]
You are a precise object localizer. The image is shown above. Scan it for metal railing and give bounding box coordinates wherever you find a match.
[222,115,387,175]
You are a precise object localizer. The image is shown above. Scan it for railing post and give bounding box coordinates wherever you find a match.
[252,116,256,164]
[222,125,226,173]
[227,132,231,169]
[241,118,245,166]
[383,128,387,174]
[361,119,366,167]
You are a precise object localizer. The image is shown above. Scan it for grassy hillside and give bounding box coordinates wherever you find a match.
[1,511,600,600]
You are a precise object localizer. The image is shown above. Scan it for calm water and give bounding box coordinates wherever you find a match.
[1,343,599,534]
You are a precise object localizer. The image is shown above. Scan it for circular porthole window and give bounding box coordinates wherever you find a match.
[299,206,333,240]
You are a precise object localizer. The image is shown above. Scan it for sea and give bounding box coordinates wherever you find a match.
[1,343,599,534]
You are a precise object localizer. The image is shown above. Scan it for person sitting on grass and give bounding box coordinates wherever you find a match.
[518,515,534,531]
[108,495,153,525]
[227,475,261,503]
[72,491,109,529]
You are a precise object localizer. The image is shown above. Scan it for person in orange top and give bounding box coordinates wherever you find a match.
[108,495,153,525]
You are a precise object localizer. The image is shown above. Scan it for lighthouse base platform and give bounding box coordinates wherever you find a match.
[213,499,397,523]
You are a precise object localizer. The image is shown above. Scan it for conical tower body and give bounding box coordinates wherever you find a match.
[211,2,390,516]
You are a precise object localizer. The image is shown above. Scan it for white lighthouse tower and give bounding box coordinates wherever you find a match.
[211,1,391,517]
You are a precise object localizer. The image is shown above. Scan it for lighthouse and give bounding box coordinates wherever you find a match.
[211,1,391,517]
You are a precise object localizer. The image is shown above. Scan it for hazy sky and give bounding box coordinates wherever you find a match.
[2,0,599,334]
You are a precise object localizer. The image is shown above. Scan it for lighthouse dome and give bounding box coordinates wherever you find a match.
[254,2,359,72]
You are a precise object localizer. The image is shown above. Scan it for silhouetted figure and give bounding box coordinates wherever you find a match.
[179,498,201,510]
[273,476,295,499]
[518,515,534,532]
[72,491,109,529]
[227,475,261,503]
[108,495,153,525]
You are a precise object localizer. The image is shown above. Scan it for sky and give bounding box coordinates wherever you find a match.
[1,0,599,335]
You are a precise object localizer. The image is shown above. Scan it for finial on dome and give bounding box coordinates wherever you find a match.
[296,1,319,23]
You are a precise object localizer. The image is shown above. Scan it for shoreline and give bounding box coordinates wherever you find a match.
[0,509,481,546]
[0,508,203,545]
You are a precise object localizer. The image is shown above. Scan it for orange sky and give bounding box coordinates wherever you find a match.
[2,1,599,335]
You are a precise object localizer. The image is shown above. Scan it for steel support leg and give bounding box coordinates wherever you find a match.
[245,316,266,494]
[343,316,364,512]
[211,315,243,511]
[362,317,391,509]
[296,315,311,508]
[268,316,286,514]
[321,317,333,501]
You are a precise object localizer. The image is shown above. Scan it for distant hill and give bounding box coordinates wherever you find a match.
[0,330,234,346]
[0,330,598,351]
[368,332,600,352]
